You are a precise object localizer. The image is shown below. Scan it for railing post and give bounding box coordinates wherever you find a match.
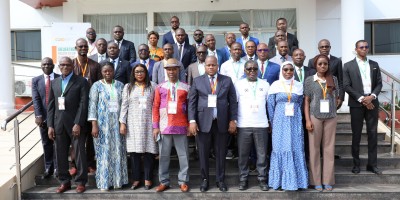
[391,82,396,156]
[14,119,22,200]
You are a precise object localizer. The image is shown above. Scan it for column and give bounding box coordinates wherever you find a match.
[296,0,317,58]
[0,0,15,118]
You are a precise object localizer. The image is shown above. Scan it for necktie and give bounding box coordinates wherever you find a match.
[45,75,50,106]
[143,60,147,66]
[178,44,183,61]
[298,68,303,81]
[261,62,265,75]
[249,57,253,60]
[210,76,215,92]
[281,56,286,62]
[117,41,120,48]
[111,60,116,70]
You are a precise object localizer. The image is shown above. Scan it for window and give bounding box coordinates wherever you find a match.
[10,30,41,61]
[365,21,400,54]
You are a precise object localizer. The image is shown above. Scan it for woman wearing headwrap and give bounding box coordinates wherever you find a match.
[267,61,308,191]
[304,54,340,191]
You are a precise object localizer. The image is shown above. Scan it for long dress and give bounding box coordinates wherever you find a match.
[119,82,158,154]
[267,92,308,190]
[88,80,128,189]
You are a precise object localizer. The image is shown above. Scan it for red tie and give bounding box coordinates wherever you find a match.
[261,62,265,75]
[45,75,50,105]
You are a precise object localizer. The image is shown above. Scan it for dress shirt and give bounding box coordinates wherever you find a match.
[209,73,218,119]
[295,65,305,83]
[44,73,55,82]
[98,53,107,63]
[197,61,205,76]
[61,72,73,95]
[247,55,256,61]
[110,57,120,70]
[257,60,268,77]
[208,49,219,62]
[220,58,246,83]
[357,57,372,94]
[171,29,178,44]
[141,58,150,68]
[177,42,185,61]
[114,39,124,49]
[241,36,249,48]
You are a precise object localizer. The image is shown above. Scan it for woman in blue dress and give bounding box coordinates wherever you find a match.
[267,61,308,190]
[88,62,128,191]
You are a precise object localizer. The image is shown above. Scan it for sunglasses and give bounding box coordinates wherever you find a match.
[282,68,294,72]
[194,34,203,36]
[319,45,331,49]
[134,71,145,74]
[138,49,149,52]
[86,32,95,35]
[358,46,369,49]
[246,68,258,72]
[257,49,269,52]
[77,45,88,48]
[197,51,207,55]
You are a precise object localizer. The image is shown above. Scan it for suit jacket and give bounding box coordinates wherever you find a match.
[258,61,280,85]
[100,57,130,85]
[162,31,190,46]
[32,73,60,120]
[152,60,187,84]
[343,58,382,107]
[218,46,230,66]
[188,74,238,133]
[47,73,90,134]
[173,43,197,70]
[130,59,156,81]
[88,53,108,63]
[72,58,102,87]
[187,62,201,86]
[294,66,316,84]
[109,39,136,63]
[268,32,299,58]
[308,55,344,100]
[236,36,260,57]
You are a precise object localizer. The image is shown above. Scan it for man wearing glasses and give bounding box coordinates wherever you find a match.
[255,43,280,85]
[188,46,208,86]
[192,29,205,48]
[343,40,383,175]
[130,44,156,81]
[86,28,97,56]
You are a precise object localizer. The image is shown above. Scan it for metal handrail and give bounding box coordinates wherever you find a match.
[1,101,36,200]
[381,68,400,83]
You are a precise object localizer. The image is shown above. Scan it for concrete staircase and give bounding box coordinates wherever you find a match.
[22,113,400,199]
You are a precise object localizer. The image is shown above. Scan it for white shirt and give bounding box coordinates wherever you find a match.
[97,53,107,63]
[235,78,270,128]
[295,65,305,83]
[357,57,371,94]
[177,42,185,61]
[43,73,55,83]
[87,41,98,56]
[110,57,120,70]
[208,49,218,62]
[114,39,124,49]
[220,58,246,83]
[197,61,205,76]
[242,36,249,48]
[141,58,150,69]
[171,29,178,44]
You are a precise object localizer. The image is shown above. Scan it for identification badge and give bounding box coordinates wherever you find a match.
[250,100,259,113]
[58,97,65,110]
[285,102,294,116]
[139,96,147,109]
[320,99,330,113]
[168,101,177,114]
[108,99,118,113]
[208,94,217,107]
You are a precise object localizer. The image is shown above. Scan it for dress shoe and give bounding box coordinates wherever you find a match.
[180,183,189,192]
[200,179,209,192]
[216,182,228,192]
[366,166,382,175]
[56,183,71,193]
[69,167,77,176]
[155,184,170,192]
[259,180,269,191]
[41,170,52,179]
[351,166,360,174]
[144,180,152,190]
[131,181,140,190]
[238,181,248,190]
[76,184,86,193]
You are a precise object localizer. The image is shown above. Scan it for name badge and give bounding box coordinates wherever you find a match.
[108,99,118,113]
[168,101,177,114]
[250,100,259,113]
[320,99,330,113]
[139,96,147,109]
[285,102,294,116]
[58,97,65,110]
[208,94,217,107]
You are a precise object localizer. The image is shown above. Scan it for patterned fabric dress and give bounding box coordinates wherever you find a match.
[119,82,158,154]
[267,93,308,190]
[88,80,128,190]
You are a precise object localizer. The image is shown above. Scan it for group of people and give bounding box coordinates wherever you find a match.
[31,16,383,194]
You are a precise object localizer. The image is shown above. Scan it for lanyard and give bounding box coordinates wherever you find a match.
[168,81,179,101]
[135,82,145,96]
[104,79,115,98]
[317,80,328,100]
[248,79,258,99]
[210,77,218,95]
[281,80,293,103]
[232,60,241,79]
[359,60,369,79]
[77,58,88,77]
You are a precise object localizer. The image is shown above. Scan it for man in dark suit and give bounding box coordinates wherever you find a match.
[192,29,205,48]
[268,30,287,59]
[102,42,130,84]
[236,22,259,57]
[242,40,258,61]
[111,25,136,63]
[130,44,155,81]
[152,43,186,84]
[173,28,197,71]
[162,16,189,45]
[88,38,108,63]
[343,40,383,175]
[218,33,236,65]
[308,39,344,108]
[47,56,90,193]
[32,57,60,179]
[188,56,238,192]
[268,18,299,57]
[205,34,225,68]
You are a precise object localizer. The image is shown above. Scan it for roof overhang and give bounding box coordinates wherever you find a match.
[20,0,67,9]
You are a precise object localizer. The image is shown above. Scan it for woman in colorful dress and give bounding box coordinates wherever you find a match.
[267,61,308,191]
[120,63,158,190]
[88,61,128,191]
[148,31,164,61]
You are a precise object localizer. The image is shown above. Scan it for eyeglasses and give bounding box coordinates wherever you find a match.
[138,49,149,52]
[194,34,203,36]
[282,68,294,72]
[86,32,95,35]
[245,68,258,72]
[319,45,331,49]
[77,45,88,48]
[257,49,269,53]
[197,51,207,55]
[358,46,369,49]
[134,71,145,74]
[59,64,71,67]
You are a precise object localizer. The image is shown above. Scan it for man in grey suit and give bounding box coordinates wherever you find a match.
[111,25,136,63]
[269,41,293,66]
[187,45,208,86]
[343,40,383,175]
[188,56,238,192]
[242,40,258,61]
[47,57,90,193]
[88,38,108,63]
[152,43,186,84]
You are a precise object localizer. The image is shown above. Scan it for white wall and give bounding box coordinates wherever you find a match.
[365,0,400,20]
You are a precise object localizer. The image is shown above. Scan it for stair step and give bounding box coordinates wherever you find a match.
[22,184,400,199]
[335,153,400,168]
[335,131,386,142]
[335,141,393,155]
